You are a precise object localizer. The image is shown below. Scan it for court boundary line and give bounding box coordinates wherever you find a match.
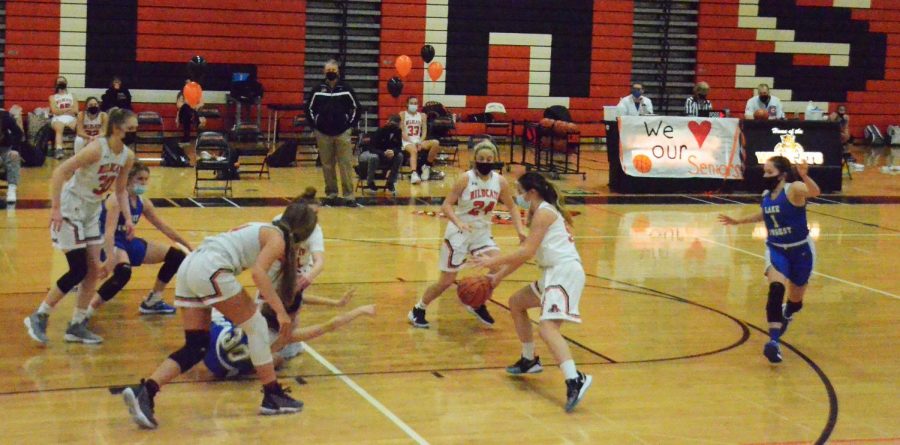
[302,343,430,445]
[698,237,900,300]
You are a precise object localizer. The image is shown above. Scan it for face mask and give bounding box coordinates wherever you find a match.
[122,131,137,146]
[57,83,67,90]
[132,185,147,195]
[325,72,338,81]
[475,162,494,176]
[838,111,845,116]
[88,106,100,115]
[631,89,642,98]
[407,104,418,113]
[759,95,770,105]
[698,93,707,100]
[762,174,782,190]
[515,194,530,209]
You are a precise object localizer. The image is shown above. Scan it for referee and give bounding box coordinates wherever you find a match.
[684,82,712,117]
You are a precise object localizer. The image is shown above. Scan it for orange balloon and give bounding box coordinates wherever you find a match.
[183,81,203,107]
[428,62,444,81]
[395,55,412,78]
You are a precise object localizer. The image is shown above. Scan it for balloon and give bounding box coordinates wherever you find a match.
[395,55,412,78]
[387,76,404,98]
[183,81,203,107]
[420,45,435,64]
[427,62,444,81]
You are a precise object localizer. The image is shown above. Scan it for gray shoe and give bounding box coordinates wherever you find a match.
[24,312,49,344]
[123,382,158,429]
[64,320,103,344]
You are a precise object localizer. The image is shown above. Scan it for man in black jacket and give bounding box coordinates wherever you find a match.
[359,114,405,195]
[101,76,133,111]
[0,109,24,204]
[305,59,360,206]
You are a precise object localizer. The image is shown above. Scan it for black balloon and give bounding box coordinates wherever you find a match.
[420,45,435,64]
[387,76,404,98]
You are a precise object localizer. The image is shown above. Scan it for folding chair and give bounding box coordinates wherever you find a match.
[193,132,234,196]
[230,123,270,179]
[135,111,165,156]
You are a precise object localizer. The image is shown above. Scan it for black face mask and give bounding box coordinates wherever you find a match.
[475,162,494,176]
[325,72,338,81]
[122,131,138,146]
[759,95,770,105]
[57,83,67,91]
[762,174,782,190]
[87,106,100,115]
[698,93,707,100]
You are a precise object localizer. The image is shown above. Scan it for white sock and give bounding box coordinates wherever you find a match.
[8,184,16,191]
[521,342,535,360]
[37,302,54,315]
[84,306,96,319]
[145,291,163,305]
[415,301,428,310]
[559,359,578,380]
[71,308,88,324]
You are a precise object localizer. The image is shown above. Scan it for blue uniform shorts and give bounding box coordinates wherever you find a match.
[101,237,149,266]
[765,240,815,287]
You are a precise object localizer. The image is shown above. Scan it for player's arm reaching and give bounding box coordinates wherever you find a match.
[470,207,556,286]
[142,198,193,250]
[718,211,764,225]
[49,143,102,231]
[254,228,293,345]
[498,176,527,242]
[442,174,472,232]
[787,161,820,206]
[303,287,355,307]
[289,304,375,343]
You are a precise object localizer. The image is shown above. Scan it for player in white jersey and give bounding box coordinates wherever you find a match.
[401,96,440,184]
[471,172,592,413]
[121,203,317,429]
[408,141,525,328]
[74,96,108,152]
[24,108,136,346]
[49,76,79,159]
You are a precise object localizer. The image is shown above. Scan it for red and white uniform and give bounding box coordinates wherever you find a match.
[439,170,501,272]
[51,138,129,250]
[51,93,76,126]
[74,112,103,152]
[401,111,424,146]
[529,202,585,323]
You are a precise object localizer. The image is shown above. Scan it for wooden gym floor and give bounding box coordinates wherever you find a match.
[0,148,898,444]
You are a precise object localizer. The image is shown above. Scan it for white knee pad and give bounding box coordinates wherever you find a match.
[238,311,274,367]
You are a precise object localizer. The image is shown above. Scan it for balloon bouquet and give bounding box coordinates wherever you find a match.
[386,44,445,99]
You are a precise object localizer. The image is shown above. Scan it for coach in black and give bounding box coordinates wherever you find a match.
[305,59,360,207]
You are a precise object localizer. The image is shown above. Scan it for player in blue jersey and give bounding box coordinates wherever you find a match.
[85,162,193,321]
[203,288,375,379]
[719,156,820,363]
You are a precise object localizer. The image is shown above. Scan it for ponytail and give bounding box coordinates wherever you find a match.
[275,220,298,312]
[517,172,572,226]
[105,107,135,137]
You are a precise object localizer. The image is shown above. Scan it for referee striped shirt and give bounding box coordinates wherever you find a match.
[684,96,713,117]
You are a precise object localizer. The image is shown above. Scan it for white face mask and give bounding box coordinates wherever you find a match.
[515,194,530,209]
[408,104,418,114]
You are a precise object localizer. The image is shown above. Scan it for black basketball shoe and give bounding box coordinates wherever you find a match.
[564,371,593,413]
[465,304,495,326]
[506,356,543,375]
[259,384,303,415]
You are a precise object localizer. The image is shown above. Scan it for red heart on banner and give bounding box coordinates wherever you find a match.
[688,121,712,148]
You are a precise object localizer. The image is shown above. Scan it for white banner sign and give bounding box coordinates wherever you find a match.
[619,116,743,179]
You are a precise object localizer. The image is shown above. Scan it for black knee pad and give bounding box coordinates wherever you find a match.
[168,330,210,372]
[56,249,89,293]
[766,282,786,323]
[98,263,132,301]
[157,247,186,284]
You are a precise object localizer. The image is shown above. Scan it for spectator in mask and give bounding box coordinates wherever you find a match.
[359,114,405,196]
[101,76,132,111]
[49,76,79,159]
[744,84,784,119]
[74,97,108,153]
[400,96,440,184]
[616,82,653,117]
[685,82,712,117]
[305,59,360,207]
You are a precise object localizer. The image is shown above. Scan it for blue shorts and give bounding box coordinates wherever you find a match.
[765,241,815,286]
[101,237,149,266]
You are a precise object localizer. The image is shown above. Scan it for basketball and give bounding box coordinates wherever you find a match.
[540,118,555,131]
[633,154,653,173]
[457,275,494,308]
[753,109,769,120]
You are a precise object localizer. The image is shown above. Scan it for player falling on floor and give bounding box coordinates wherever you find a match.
[408,141,525,328]
[718,156,820,363]
[204,288,375,379]
[24,108,136,345]
[83,161,192,321]
[121,202,317,429]
[471,172,592,412]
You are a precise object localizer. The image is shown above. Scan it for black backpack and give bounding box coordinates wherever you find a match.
[18,141,46,167]
[267,140,298,167]
[161,138,191,167]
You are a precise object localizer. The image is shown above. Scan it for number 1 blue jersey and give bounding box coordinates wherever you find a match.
[761,184,809,245]
[203,313,253,379]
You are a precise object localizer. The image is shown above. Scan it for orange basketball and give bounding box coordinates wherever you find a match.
[457,276,493,308]
[753,109,769,120]
[633,154,652,173]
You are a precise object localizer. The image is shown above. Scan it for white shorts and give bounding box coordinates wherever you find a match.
[52,115,76,126]
[174,248,243,308]
[439,224,499,272]
[73,136,88,153]
[530,261,585,324]
[50,194,102,251]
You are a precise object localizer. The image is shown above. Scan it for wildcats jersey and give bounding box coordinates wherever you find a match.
[402,111,424,144]
[534,202,580,268]
[200,223,273,276]
[454,170,501,230]
[54,93,74,112]
[63,138,128,202]
[203,312,253,379]
[83,112,103,136]
[761,184,809,245]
